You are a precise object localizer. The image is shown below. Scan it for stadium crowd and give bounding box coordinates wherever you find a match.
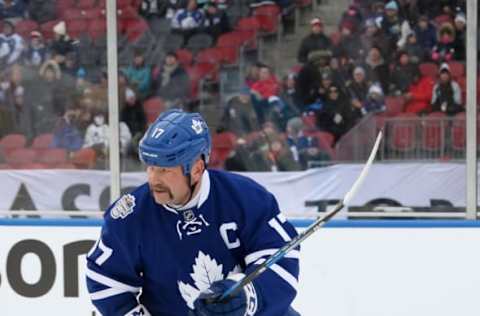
[0,0,471,171]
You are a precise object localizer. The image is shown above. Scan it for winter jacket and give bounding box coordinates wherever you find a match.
[297,33,332,64]
[404,76,435,114]
[431,80,463,115]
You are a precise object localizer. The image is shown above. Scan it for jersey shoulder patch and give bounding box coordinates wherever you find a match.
[110,194,136,219]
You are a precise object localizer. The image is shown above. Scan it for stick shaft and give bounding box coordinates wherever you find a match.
[219,131,383,302]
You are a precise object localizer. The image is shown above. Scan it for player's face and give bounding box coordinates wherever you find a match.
[146,160,204,206]
[147,165,188,205]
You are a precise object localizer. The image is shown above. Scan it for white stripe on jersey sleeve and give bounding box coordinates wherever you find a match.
[244,249,300,266]
[86,267,141,293]
[268,217,291,242]
[90,287,130,301]
[254,258,298,290]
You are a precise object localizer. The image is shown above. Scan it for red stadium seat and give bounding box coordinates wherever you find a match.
[32,133,54,150]
[253,4,281,34]
[67,20,88,39]
[434,14,453,26]
[40,20,61,40]
[421,112,446,152]
[71,148,97,169]
[234,17,260,49]
[56,0,75,17]
[5,148,36,167]
[0,133,27,156]
[117,0,133,9]
[83,8,104,20]
[384,96,405,116]
[388,113,418,152]
[216,32,244,65]
[143,97,165,124]
[88,18,107,40]
[451,112,465,151]
[63,8,85,21]
[196,47,223,65]
[419,63,438,78]
[15,19,39,38]
[124,19,148,42]
[54,162,76,169]
[210,132,237,168]
[37,148,67,166]
[448,61,465,79]
[77,0,96,10]
[175,49,193,67]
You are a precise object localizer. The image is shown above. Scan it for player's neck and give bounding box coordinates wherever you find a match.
[169,175,203,210]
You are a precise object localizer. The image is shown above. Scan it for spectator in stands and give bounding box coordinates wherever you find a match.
[0,0,26,21]
[139,0,173,19]
[404,68,435,114]
[121,88,147,143]
[334,21,363,62]
[431,22,456,63]
[297,18,332,64]
[52,104,84,152]
[51,21,77,57]
[123,49,152,100]
[0,68,21,136]
[286,117,329,169]
[245,63,261,88]
[414,15,437,55]
[453,12,466,61]
[363,46,389,93]
[359,18,391,61]
[27,0,56,24]
[280,72,302,114]
[202,1,230,40]
[379,1,403,49]
[152,51,190,108]
[171,0,205,42]
[0,21,24,67]
[250,64,280,125]
[221,88,259,136]
[346,66,371,120]
[295,51,332,110]
[316,84,353,141]
[315,70,334,103]
[251,122,300,171]
[83,111,132,159]
[390,50,418,95]
[85,70,109,113]
[403,32,424,64]
[22,31,48,67]
[339,4,363,35]
[329,53,354,96]
[431,63,463,115]
[39,59,71,115]
[362,84,385,115]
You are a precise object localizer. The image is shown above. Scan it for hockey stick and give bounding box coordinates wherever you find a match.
[217,130,383,303]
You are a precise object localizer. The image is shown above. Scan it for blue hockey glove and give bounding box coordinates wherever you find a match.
[193,275,259,316]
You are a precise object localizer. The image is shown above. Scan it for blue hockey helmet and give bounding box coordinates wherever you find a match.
[139,109,211,175]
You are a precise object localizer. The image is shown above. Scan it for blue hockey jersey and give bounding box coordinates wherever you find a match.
[86,169,300,315]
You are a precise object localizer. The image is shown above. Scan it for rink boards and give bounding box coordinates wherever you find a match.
[0,219,480,316]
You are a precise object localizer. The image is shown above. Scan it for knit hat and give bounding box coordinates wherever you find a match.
[385,1,398,11]
[455,12,466,24]
[310,18,323,27]
[53,21,67,36]
[439,63,450,74]
[368,84,383,96]
[353,66,365,76]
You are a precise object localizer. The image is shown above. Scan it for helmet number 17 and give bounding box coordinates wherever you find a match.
[151,127,165,139]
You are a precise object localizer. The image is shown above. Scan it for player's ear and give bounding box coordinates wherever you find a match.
[190,158,205,183]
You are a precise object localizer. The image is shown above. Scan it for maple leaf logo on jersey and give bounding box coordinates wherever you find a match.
[178,251,241,310]
[191,119,203,134]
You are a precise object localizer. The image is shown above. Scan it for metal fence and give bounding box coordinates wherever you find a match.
[333,113,466,163]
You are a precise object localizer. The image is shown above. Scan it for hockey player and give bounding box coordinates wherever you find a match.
[86,109,300,315]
